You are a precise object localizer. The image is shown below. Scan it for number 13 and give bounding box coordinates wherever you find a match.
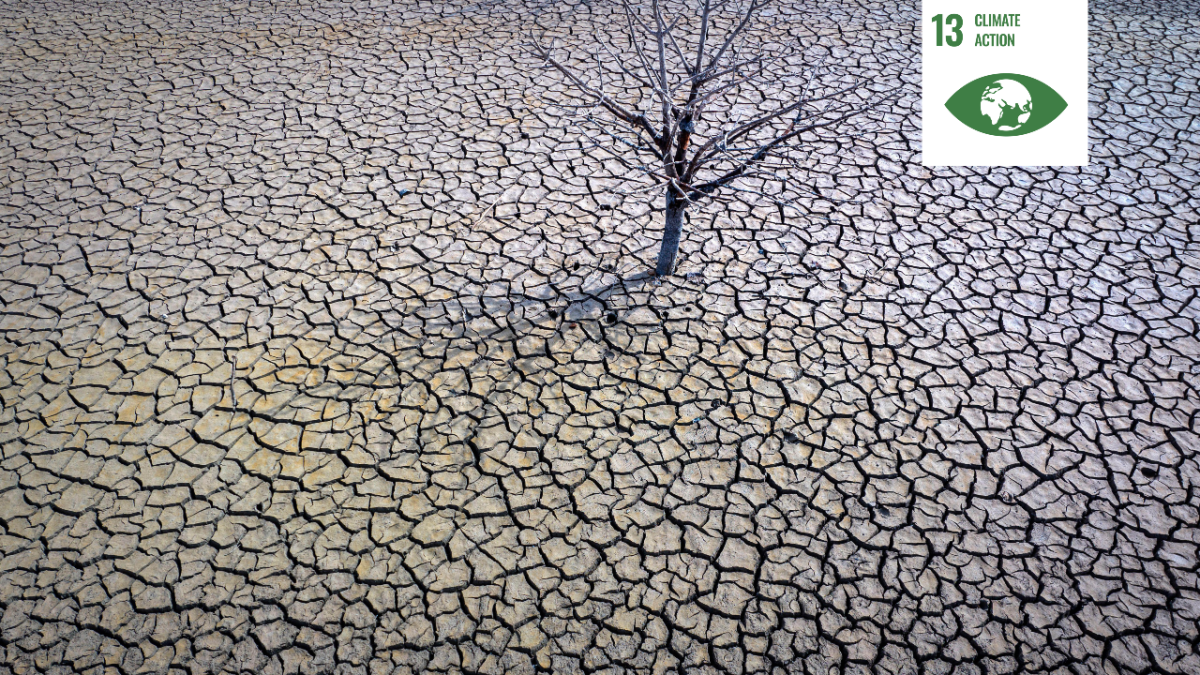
[932,13,964,47]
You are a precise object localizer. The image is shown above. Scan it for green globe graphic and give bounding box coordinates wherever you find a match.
[946,73,1067,137]
[980,79,1033,132]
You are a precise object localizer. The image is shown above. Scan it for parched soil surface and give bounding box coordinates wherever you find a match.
[1,1,1198,674]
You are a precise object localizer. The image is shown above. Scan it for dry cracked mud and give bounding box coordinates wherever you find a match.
[1,1,1199,674]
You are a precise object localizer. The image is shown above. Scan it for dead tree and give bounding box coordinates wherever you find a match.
[529,0,888,276]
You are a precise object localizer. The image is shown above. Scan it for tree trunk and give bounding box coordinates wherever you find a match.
[655,192,685,276]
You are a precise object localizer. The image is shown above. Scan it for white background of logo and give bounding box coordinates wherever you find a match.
[922,0,1088,166]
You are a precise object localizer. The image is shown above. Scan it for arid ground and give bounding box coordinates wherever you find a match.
[1,1,1198,674]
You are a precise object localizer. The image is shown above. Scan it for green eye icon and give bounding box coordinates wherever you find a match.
[945,73,1068,137]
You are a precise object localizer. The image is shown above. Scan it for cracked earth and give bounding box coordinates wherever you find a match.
[1,1,1199,674]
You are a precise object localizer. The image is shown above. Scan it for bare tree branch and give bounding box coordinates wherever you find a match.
[688,92,896,199]
[693,0,713,75]
[684,78,868,181]
[528,37,664,156]
[704,0,770,74]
